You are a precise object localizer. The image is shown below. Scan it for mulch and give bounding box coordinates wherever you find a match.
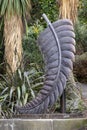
[14,111,87,119]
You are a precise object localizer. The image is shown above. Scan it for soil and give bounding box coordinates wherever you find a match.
[14,112,87,119]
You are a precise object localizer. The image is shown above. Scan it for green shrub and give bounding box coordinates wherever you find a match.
[66,81,86,113]
[23,20,44,70]
[75,21,87,52]
[78,0,87,23]
[0,63,44,117]
[31,0,58,23]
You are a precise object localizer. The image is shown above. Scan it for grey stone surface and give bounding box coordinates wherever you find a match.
[0,118,87,130]
[15,119,52,130]
[53,118,87,130]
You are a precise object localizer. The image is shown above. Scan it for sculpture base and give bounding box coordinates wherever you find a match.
[0,118,87,130]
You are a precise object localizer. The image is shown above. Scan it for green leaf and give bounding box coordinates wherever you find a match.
[10,86,15,100]
[24,93,28,105]
[0,0,8,16]
[0,74,9,84]
[0,0,2,5]
[33,76,44,82]
[20,0,26,16]
[7,0,13,16]
[18,69,22,80]
[22,83,26,97]
[32,82,43,89]
[17,87,21,100]
[30,88,35,98]
[1,87,8,95]
[17,100,22,106]
[0,94,8,102]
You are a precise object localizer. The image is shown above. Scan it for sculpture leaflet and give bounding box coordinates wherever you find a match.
[16,14,76,114]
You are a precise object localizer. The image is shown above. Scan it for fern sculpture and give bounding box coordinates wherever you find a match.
[16,14,75,114]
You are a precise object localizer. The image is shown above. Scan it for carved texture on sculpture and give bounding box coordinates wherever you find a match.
[16,19,75,114]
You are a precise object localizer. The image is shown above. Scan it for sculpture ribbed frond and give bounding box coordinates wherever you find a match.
[16,19,75,114]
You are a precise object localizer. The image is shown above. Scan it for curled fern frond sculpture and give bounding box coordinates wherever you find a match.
[16,14,76,114]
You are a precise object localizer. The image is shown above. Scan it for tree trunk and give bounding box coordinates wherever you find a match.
[4,14,23,75]
[57,0,87,108]
[57,0,78,24]
[57,0,79,87]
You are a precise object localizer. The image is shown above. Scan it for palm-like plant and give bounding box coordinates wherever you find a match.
[0,0,31,75]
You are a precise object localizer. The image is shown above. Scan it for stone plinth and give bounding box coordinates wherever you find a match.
[0,118,87,130]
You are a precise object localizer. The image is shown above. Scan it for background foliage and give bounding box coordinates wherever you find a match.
[31,0,58,22]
